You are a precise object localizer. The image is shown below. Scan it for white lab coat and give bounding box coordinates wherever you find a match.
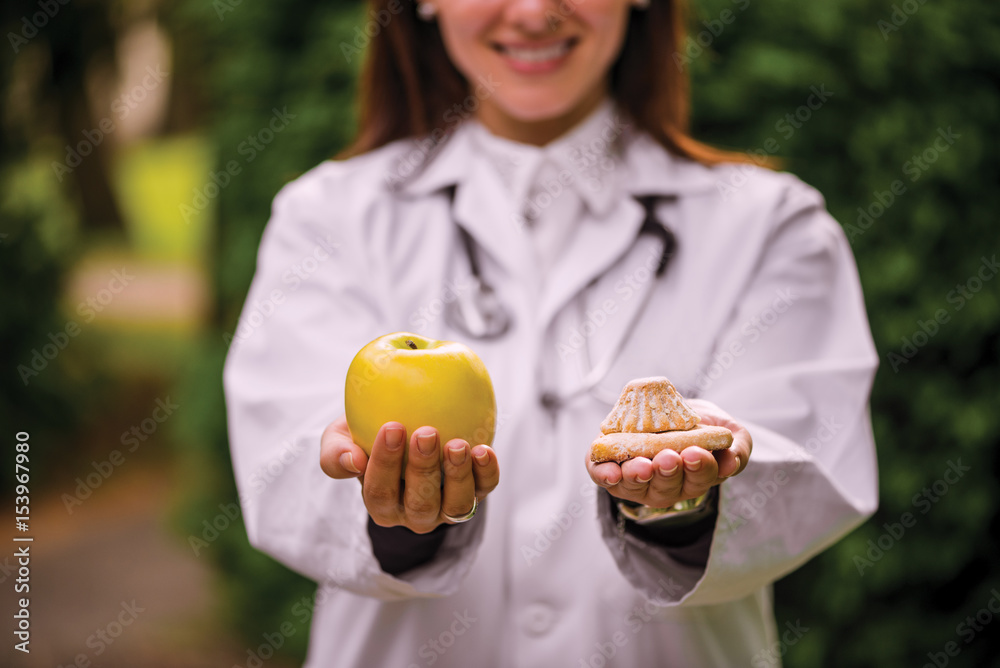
[223,101,879,668]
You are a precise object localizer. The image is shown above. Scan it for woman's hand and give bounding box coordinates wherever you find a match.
[585,399,752,508]
[320,415,500,534]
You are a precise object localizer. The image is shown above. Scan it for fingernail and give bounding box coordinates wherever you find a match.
[385,427,403,451]
[417,432,437,456]
[659,463,679,476]
[473,449,489,466]
[729,456,741,476]
[448,443,467,466]
[339,452,360,474]
[636,472,653,483]
[684,458,702,472]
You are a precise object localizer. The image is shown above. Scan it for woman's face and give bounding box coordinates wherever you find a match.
[430,0,637,143]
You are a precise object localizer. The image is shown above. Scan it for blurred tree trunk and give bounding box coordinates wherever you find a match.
[52,57,125,230]
[49,1,124,230]
[4,0,126,230]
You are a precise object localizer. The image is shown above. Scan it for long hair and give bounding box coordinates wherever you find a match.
[341,0,765,167]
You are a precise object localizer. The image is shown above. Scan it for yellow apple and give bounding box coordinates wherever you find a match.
[345,332,497,458]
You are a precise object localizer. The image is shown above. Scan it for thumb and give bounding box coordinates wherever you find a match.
[320,416,370,479]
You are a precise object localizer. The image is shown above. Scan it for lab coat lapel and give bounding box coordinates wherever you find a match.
[396,122,537,282]
[535,195,646,329]
[536,131,718,333]
[396,121,719,331]
[451,165,537,282]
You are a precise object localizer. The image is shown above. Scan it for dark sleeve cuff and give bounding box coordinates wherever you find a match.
[367,518,453,576]
[607,489,718,564]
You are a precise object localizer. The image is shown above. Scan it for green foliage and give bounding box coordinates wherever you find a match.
[168,0,1000,665]
[0,166,87,490]
[0,131,105,494]
[162,1,366,661]
[687,0,1000,665]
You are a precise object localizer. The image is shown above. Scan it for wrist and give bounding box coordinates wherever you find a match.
[616,486,719,527]
[610,487,720,551]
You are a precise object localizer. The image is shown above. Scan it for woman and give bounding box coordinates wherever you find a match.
[223,0,879,665]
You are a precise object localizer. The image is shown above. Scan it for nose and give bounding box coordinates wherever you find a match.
[501,0,559,35]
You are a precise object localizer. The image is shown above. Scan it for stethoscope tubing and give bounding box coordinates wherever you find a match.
[441,186,677,410]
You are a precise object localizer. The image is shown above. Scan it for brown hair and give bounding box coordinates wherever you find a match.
[341,0,767,168]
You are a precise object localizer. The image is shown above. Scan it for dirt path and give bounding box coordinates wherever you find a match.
[3,463,295,667]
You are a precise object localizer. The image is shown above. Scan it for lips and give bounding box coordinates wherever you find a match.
[493,38,577,73]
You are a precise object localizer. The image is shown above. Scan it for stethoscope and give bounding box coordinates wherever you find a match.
[441,185,678,412]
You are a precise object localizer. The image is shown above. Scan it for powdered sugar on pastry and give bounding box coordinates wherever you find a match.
[591,376,731,464]
[599,376,701,434]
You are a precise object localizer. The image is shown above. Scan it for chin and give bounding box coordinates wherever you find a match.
[492,89,592,125]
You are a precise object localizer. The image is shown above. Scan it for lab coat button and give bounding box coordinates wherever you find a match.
[522,603,555,635]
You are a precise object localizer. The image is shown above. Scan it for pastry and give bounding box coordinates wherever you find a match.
[590,377,733,463]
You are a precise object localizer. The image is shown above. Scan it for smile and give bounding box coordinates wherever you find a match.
[493,38,577,73]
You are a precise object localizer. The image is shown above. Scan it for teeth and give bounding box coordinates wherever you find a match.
[503,41,570,63]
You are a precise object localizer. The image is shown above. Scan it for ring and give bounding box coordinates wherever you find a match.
[442,497,478,524]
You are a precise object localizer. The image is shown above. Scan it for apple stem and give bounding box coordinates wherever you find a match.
[405,339,417,350]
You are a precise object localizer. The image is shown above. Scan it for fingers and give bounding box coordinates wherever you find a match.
[679,446,719,500]
[714,447,741,479]
[470,445,500,499]
[440,439,476,523]
[320,416,371,479]
[703,419,751,480]
[687,398,753,479]
[587,458,623,488]
[361,422,407,525]
[618,457,655,497]
[326,417,501,533]
[646,449,684,501]
[402,427,443,533]
[729,424,752,477]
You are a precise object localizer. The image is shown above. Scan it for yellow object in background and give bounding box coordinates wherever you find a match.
[113,134,215,264]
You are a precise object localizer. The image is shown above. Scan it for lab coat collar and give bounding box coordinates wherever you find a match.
[620,130,721,200]
[456,98,625,219]
[395,103,720,206]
